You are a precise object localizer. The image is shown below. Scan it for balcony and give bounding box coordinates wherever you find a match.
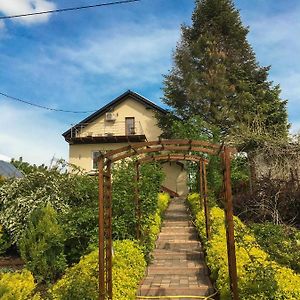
[67,121,146,144]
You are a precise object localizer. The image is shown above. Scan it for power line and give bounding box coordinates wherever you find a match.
[0,91,97,113]
[0,0,140,20]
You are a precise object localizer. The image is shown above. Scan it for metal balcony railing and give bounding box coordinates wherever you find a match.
[70,121,144,139]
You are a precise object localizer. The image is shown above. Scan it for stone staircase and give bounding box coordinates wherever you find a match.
[137,198,214,299]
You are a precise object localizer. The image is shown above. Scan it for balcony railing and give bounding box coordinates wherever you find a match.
[70,121,144,139]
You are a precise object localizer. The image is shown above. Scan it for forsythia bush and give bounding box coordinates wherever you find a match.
[0,269,41,300]
[50,240,146,300]
[187,193,300,300]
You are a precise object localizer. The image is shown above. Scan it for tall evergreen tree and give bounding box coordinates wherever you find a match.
[159,0,289,150]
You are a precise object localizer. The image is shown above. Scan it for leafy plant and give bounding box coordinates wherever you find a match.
[50,240,146,300]
[19,204,67,283]
[111,160,165,240]
[187,193,300,299]
[0,269,41,300]
[251,223,300,273]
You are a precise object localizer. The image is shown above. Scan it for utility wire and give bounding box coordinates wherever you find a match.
[0,0,140,20]
[0,91,97,113]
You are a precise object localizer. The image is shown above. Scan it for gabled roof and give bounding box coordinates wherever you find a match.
[0,161,23,178]
[62,90,167,138]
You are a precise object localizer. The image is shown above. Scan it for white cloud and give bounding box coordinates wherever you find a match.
[0,0,56,24]
[56,25,179,85]
[0,102,68,166]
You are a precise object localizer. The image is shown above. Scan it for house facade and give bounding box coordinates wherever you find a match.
[63,90,188,196]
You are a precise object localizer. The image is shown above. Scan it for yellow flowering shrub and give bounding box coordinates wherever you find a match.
[0,269,41,300]
[157,192,170,212]
[50,240,146,300]
[141,193,170,260]
[187,193,300,300]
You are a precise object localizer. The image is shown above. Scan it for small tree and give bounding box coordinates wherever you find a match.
[19,204,67,282]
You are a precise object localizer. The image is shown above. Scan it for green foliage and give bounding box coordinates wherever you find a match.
[112,160,164,240]
[139,163,165,219]
[50,240,146,300]
[0,162,99,264]
[187,193,300,299]
[0,226,12,255]
[159,0,288,149]
[10,157,47,175]
[141,193,170,261]
[0,170,69,243]
[19,204,67,283]
[59,175,98,264]
[0,269,41,300]
[112,160,137,239]
[251,223,300,273]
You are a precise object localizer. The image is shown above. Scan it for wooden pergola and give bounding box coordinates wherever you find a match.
[98,139,239,300]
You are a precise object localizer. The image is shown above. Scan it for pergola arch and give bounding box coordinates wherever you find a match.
[98,139,239,300]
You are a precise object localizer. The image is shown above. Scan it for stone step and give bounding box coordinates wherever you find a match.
[151,260,204,268]
[164,217,190,222]
[160,227,196,234]
[158,232,198,240]
[152,249,204,259]
[156,240,201,251]
[147,266,208,275]
[162,221,192,227]
[138,286,214,297]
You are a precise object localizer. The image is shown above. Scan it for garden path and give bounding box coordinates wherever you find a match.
[137,197,214,300]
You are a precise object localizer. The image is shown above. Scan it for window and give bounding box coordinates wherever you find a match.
[125,117,135,135]
[92,151,101,170]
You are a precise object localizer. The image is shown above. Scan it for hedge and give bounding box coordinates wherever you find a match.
[187,193,300,300]
[50,240,146,300]
[50,192,170,300]
[0,269,41,300]
[140,192,170,260]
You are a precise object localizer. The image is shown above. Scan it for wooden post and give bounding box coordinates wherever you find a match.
[106,160,113,299]
[222,147,239,300]
[98,157,105,300]
[202,160,211,240]
[135,162,141,239]
[199,161,203,209]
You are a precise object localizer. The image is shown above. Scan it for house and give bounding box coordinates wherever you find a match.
[62,90,188,196]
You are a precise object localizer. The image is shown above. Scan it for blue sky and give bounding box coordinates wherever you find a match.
[0,0,299,165]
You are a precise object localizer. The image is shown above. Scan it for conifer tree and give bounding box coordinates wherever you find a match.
[159,0,289,150]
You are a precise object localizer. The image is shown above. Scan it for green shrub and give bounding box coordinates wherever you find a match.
[187,193,300,300]
[50,240,146,300]
[19,204,67,283]
[251,223,300,273]
[112,160,165,240]
[0,225,12,255]
[141,193,170,261]
[0,269,41,300]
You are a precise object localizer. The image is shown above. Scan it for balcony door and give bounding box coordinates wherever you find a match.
[125,117,135,135]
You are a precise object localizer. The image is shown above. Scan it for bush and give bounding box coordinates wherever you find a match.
[112,160,164,240]
[141,193,170,261]
[19,204,67,282]
[0,225,12,255]
[251,223,300,273]
[50,240,146,300]
[0,269,41,300]
[187,193,300,300]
